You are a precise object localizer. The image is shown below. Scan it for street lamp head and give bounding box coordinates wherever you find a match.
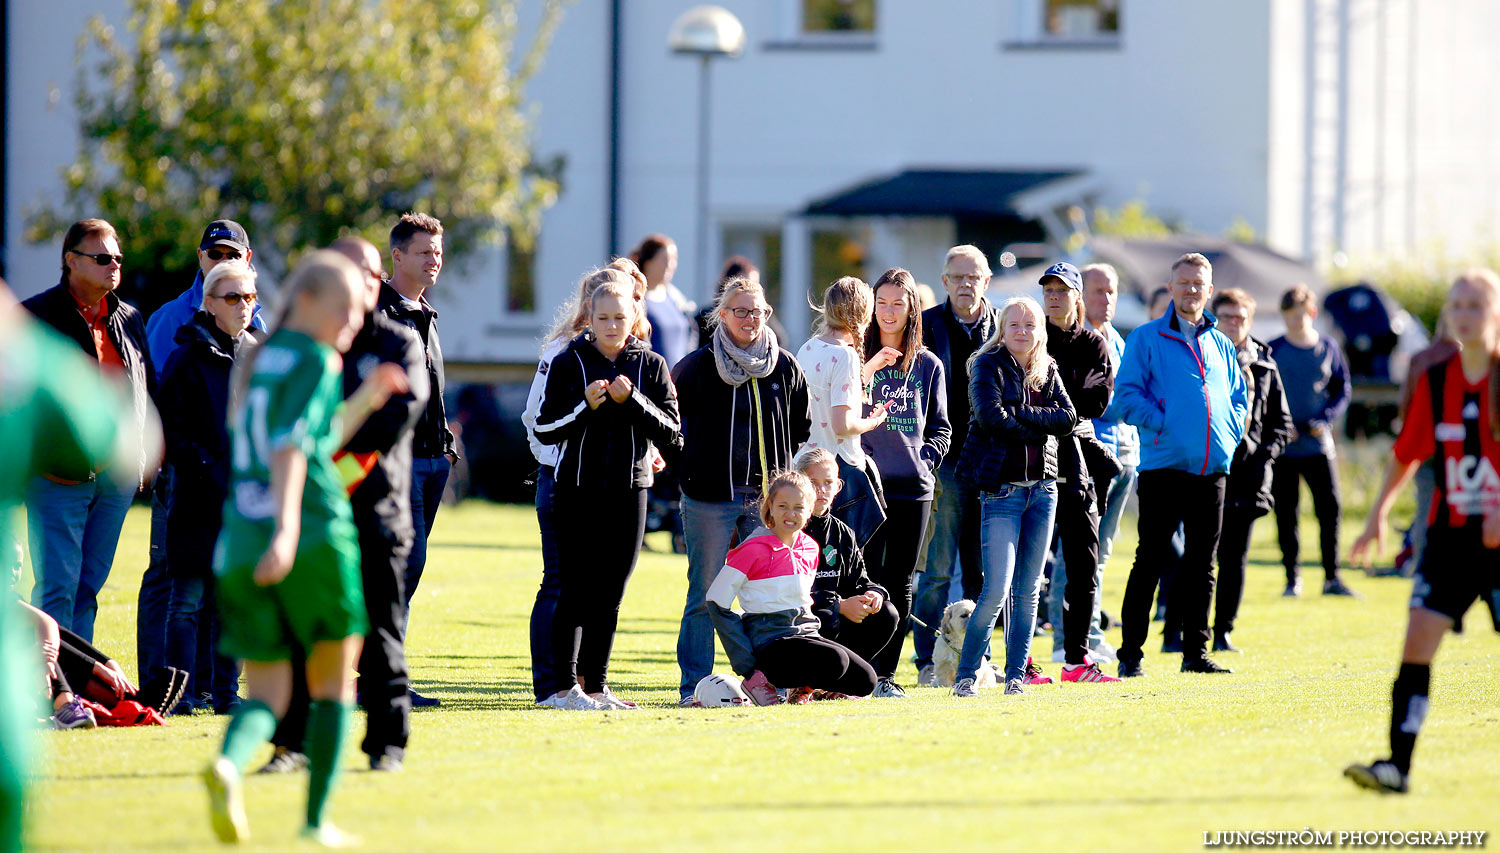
[668,5,746,57]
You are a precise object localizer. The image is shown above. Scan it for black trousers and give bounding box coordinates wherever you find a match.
[1120,469,1226,661]
[1272,453,1342,582]
[357,523,413,761]
[1213,504,1260,635]
[829,601,900,672]
[1056,481,1101,665]
[551,487,646,694]
[862,498,932,679]
[755,634,877,696]
[955,480,985,602]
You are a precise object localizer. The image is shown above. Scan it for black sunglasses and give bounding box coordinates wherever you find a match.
[205,248,243,261]
[69,250,124,267]
[211,291,258,306]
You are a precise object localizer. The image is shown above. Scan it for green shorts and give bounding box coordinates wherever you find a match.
[214,518,366,662]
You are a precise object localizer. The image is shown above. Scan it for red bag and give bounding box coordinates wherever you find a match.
[81,698,164,727]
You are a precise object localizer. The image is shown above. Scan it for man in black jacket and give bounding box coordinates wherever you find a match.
[265,237,429,773]
[911,245,1000,685]
[377,212,453,708]
[1210,289,1293,652]
[21,219,157,644]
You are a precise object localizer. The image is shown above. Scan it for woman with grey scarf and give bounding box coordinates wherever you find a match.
[667,278,812,705]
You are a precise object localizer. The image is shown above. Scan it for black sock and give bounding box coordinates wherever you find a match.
[1388,662,1430,774]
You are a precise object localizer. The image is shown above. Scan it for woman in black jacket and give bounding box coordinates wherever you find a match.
[669,277,810,706]
[159,260,262,713]
[534,279,682,711]
[953,297,1079,697]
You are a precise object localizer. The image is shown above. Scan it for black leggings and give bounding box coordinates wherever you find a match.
[1056,483,1101,666]
[862,498,932,679]
[551,487,647,694]
[755,634,877,696]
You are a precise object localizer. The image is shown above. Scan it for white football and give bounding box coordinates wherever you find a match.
[694,674,750,707]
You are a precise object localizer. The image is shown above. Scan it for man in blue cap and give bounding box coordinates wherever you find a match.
[139,219,267,690]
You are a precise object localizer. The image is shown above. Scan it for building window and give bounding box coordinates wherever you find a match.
[1006,0,1120,49]
[504,229,537,314]
[802,0,875,34]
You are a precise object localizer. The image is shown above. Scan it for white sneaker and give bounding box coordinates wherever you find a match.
[535,695,561,708]
[871,678,908,699]
[952,677,978,698]
[204,757,249,843]
[678,694,700,707]
[917,664,936,687]
[589,687,638,710]
[557,685,605,711]
[1004,678,1026,695]
[1089,641,1119,662]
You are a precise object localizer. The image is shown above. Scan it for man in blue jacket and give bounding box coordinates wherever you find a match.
[1112,253,1247,677]
[138,219,266,684]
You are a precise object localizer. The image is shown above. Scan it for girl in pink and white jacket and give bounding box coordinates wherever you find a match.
[706,471,877,704]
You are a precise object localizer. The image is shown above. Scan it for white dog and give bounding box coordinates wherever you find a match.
[932,600,1000,689]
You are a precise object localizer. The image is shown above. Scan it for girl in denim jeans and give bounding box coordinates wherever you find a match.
[952,298,1077,696]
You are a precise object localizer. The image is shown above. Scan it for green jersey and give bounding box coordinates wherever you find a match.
[223,328,351,537]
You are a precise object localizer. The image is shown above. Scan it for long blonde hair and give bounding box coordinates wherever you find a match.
[811,276,873,340]
[1448,267,1500,355]
[545,261,650,349]
[970,297,1053,391]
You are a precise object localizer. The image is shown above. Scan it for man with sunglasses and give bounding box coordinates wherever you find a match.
[20,219,159,646]
[138,219,269,687]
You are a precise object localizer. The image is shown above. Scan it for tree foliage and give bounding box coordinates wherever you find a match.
[29,0,565,302]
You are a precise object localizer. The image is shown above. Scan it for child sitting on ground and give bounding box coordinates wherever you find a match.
[706,470,878,705]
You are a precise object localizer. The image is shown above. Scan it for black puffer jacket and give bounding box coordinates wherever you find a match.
[533,333,683,490]
[1226,337,1294,515]
[158,313,261,575]
[803,513,889,639]
[958,347,1078,491]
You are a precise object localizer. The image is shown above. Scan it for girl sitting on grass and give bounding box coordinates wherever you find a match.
[707,470,878,705]
[203,251,408,847]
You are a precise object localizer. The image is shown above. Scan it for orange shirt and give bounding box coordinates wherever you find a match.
[73,292,124,373]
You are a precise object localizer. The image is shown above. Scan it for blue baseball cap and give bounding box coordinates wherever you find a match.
[199,219,250,253]
[1039,262,1082,292]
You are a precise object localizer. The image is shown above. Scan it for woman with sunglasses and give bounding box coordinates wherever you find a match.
[859,268,950,697]
[670,276,811,705]
[157,259,265,714]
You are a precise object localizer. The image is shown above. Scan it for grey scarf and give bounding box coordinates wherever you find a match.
[712,323,779,387]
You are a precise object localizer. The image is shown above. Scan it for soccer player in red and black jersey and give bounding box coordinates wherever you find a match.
[1345,269,1500,794]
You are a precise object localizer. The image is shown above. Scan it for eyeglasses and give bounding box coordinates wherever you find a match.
[69,250,124,267]
[944,273,984,284]
[727,307,773,320]
[205,248,242,262]
[211,291,257,306]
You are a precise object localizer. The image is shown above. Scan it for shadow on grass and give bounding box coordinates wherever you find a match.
[699,792,1307,811]
[429,542,536,553]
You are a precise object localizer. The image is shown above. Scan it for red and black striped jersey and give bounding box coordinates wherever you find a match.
[1394,354,1500,529]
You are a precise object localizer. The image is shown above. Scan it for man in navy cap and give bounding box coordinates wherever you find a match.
[138,219,267,691]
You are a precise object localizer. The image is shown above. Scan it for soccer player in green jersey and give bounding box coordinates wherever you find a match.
[202,252,406,847]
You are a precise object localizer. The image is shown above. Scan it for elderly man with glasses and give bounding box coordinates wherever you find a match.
[21,219,159,644]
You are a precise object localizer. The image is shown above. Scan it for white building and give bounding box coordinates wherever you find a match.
[6,0,1499,371]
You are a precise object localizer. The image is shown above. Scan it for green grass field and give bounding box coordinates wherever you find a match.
[23,468,1500,851]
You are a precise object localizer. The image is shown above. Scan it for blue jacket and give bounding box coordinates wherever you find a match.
[1114,311,1248,475]
[145,270,266,381]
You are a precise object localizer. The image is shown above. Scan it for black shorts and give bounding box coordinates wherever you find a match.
[1411,526,1500,634]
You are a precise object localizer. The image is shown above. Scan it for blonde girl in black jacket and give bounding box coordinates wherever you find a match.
[534,280,682,710]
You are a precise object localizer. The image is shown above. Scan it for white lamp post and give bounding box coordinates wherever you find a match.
[668,6,745,302]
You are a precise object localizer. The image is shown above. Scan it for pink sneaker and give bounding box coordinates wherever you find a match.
[1061,659,1121,683]
[1024,657,1054,685]
[742,670,783,706]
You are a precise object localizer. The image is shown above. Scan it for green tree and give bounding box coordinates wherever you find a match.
[28,0,565,308]
[1090,200,1174,238]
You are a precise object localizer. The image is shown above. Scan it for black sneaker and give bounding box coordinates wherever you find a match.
[1323,577,1362,598]
[256,747,308,774]
[1212,631,1241,653]
[1160,632,1183,654]
[1181,656,1233,674]
[408,689,441,708]
[1282,579,1302,597]
[1344,759,1408,793]
[1117,657,1145,678]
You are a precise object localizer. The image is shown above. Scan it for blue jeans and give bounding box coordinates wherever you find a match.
[529,466,562,701]
[958,481,1058,683]
[912,465,978,668]
[1049,464,1137,653]
[676,492,762,699]
[25,475,133,643]
[165,573,239,708]
[402,456,451,631]
[138,467,173,682]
